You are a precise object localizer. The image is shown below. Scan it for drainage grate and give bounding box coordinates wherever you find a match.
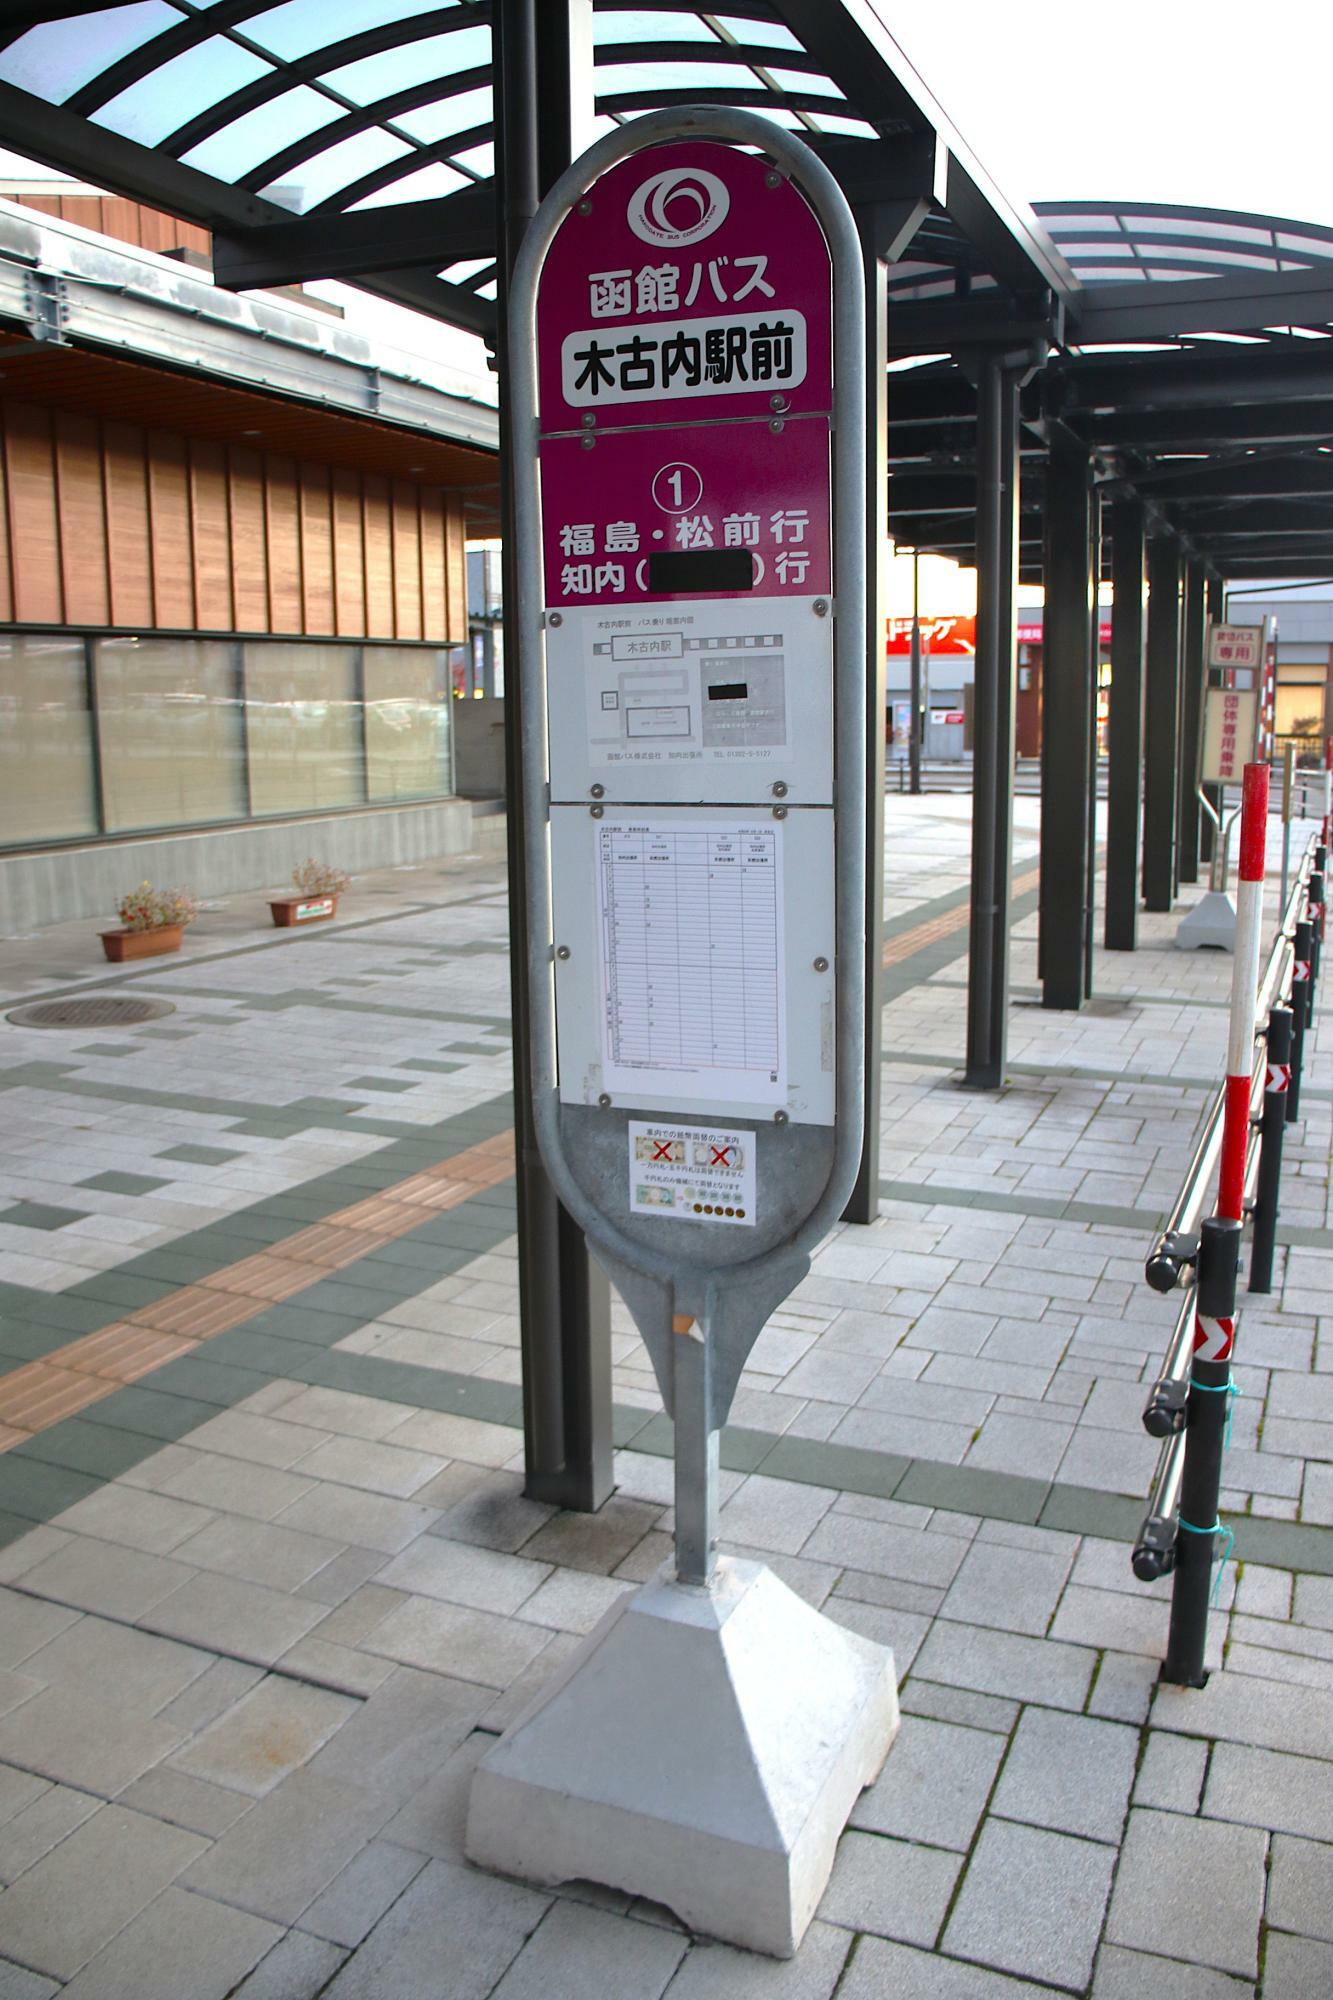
[6,995,176,1030]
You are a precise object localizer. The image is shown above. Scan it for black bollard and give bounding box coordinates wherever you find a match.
[1288,918,1313,1125]
[1249,1006,1293,1295]
[1162,1216,1242,1689]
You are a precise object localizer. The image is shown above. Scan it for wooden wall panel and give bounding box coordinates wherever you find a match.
[0,394,475,646]
[299,463,335,634]
[263,455,302,635]
[189,441,233,630]
[363,475,394,638]
[6,404,63,624]
[420,489,446,641]
[54,411,110,627]
[147,432,193,627]
[227,446,268,632]
[391,481,422,640]
[103,422,153,628]
[331,468,366,636]
[445,496,467,645]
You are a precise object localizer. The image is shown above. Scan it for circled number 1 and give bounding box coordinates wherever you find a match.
[652,461,703,514]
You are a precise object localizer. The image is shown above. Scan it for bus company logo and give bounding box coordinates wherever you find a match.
[627,167,730,246]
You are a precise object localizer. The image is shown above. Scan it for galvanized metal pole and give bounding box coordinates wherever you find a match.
[1178,561,1208,885]
[1039,433,1093,1009]
[495,0,612,1513]
[1143,537,1183,913]
[842,221,887,1223]
[1105,498,1146,950]
[965,352,1019,1086]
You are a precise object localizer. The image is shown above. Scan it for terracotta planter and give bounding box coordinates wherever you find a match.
[100,925,183,963]
[269,895,339,928]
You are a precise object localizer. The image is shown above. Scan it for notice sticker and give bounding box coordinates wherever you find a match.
[628,1120,756,1226]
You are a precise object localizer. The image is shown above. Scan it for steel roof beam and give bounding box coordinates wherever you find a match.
[1059,348,1333,414]
[212,184,494,290]
[1074,264,1333,343]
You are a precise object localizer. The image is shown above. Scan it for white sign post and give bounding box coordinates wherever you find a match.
[1178,635,1265,950]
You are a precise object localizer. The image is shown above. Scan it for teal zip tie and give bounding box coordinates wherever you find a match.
[1191,1374,1240,1447]
[1177,1514,1236,1606]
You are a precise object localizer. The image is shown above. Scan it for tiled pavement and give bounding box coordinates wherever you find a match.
[0,799,1329,1995]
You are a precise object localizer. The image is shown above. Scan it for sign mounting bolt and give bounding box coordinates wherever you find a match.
[771,781,788,798]
[765,169,782,189]
[577,198,593,216]
[769,394,789,413]
[557,945,571,960]
[813,956,828,973]
[591,804,604,818]
[769,418,785,434]
[591,784,605,798]
[813,599,829,617]
[773,1108,789,1124]
[549,611,563,627]
[598,1092,612,1107]
[773,805,788,820]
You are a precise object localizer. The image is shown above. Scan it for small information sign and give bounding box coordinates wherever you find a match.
[628,1119,756,1225]
[1207,623,1264,673]
[1201,684,1259,785]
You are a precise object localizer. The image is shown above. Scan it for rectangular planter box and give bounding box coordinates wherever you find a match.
[270,896,338,927]
[100,925,183,963]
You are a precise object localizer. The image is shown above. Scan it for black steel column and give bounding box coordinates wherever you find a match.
[843,226,887,1221]
[1201,574,1224,867]
[495,0,612,1513]
[1143,537,1183,913]
[1105,497,1146,949]
[1040,434,1093,1009]
[1178,560,1208,885]
[1085,489,1101,998]
[965,353,1020,1086]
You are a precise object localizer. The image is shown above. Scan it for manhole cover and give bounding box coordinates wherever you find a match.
[6,995,176,1029]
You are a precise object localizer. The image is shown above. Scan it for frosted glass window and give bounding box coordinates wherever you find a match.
[394,83,491,147]
[0,4,178,104]
[247,0,450,63]
[258,129,412,213]
[96,638,245,832]
[351,162,468,210]
[593,12,717,44]
[181,87,343,184]
[245,642,363,814]
[0,635,97,847]
[92,38,272,147]
[364,647,451,801]
[321,24,489,105]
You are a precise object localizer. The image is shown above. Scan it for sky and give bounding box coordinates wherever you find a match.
[887,1,1333,228]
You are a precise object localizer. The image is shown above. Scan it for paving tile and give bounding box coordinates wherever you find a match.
[1204,1741,1333,1841]
[819,1829,960,1946]
[0,1959,60,1999]
[0,1204,88,1233]
[145,1570,327,1667]
[1261,1933,1333,1998]
[362,1592,553,1688]
[292,1435,447,1500]
[943,1818,1113,1991]
[521,1496,661,1575]
[939,1539,1072,1637]
[16,1535,196,1620]
[303,1664,487,1807]
[275,1387,417,1442]
[717,1473,838,1556]
[1089,1944,1253,1999]
[118,1767,255,1838]
[837,1934,1054,1997]
[0,1591,79,1672]
[275,1483,438,1555]
[991,1707,1136,1842]
[0,1804,207,1980]
[1150,1669,1333,1759]
[913,1619,1094,1711]
[181,1770,394,1925]
[172,1513,347,1593]
[1104,1808,1266,1978]
[171,1674,357,1797]
[319,1856,549,1998]
[377,1537,550,1615]
[490,1898,686,2000]
[229,1930,348,2000]
[58,1884,282,2000]
[0,1767,49,1838]
[180,1408,332,1470]
[427,1470,555,1553]
[851,1714,1004,1852]
[0,1784,99,1884]
[664,1919,850,1998]
[803,1513,970,1587]
[1266,1832,1333,1944]
[291,1836,427,1957]
[158,1656,267,1735]
[1088,1650,1160,1725]
[1133,1731,1207,1814]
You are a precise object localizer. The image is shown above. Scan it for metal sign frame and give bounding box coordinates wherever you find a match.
[509,108,865,1279]
[508,107,865,1582]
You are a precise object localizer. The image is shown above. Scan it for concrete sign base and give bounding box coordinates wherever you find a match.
[466,1557,898,1957]
[1176,890,1238,952]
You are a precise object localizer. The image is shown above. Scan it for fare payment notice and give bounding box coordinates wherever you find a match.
[629,1121,756,1227]
[597,817,786,1106]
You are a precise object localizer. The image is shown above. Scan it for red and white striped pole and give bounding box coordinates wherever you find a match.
[1217,762,1270,1223]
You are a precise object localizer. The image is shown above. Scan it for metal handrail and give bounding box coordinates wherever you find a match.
[1144,836,1318,1294]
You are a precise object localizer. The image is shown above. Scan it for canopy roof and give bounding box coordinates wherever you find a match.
[3,3,1332,580]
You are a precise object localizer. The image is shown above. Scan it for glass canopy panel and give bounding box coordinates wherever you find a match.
[0,2,182,104]
[257,128,414,211]
[592,11,718,43]
[596,59,760,95]
[1276,233,1333,261]
[245,0,454,64]
[394,83,491,146]
[711,17,804,51]
[806,112,879,138]
[321,24,490,107]
[349,161,470,208]
[1121,214,1275,244]
[763,66,845,99]
[181,86,343,181]
[450,141,494,177]
[93,39,273,148]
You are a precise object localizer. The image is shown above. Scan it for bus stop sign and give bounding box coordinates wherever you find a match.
[467,110,896,1958]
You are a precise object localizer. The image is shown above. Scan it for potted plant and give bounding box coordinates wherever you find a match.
[269,858,351,928]
[100,883,199,963]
